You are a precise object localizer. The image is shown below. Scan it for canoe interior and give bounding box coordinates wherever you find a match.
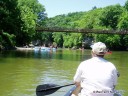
[64,86,122,96]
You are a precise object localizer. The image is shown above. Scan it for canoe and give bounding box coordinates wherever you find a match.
[34,47,40,51]
[106,51,112,54]
[64,86,76,96]
[64,86,122,96]
[36,83,122,96]
[34,46,57,52]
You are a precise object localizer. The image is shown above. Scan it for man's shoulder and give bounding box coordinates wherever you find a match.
[80,58,93,65]
[81,58,91,62]
[103,60,116,69]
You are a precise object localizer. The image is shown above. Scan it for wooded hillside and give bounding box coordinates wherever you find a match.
[1,0,128,50]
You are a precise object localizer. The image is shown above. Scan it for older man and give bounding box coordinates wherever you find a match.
[72,42,118,96]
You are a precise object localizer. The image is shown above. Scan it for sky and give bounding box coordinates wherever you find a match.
[38,0,126,18]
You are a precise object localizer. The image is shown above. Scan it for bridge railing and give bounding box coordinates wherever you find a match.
[36,27,128,34]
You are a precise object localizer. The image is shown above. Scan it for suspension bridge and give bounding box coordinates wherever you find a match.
[36,27,128,34]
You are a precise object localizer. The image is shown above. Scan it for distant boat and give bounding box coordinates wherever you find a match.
[40,47,51,52]
[106,51,112,54]
[52,47,57,52]
[106,49,112,54]
[34,47,40,51]
[34,46,57,52]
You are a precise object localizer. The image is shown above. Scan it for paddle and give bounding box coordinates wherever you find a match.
[36,83,74,96]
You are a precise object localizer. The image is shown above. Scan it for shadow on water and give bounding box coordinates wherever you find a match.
[0,49,91,61]
[0,50,55,59]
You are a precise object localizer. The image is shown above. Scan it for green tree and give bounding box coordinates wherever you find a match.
[52,32,64,47]
[118,10,128,29]
[117,9,128,50]
[99,4,123,29]
[95,34,121,49]
[17,0,46,46]
[42,3,128,50]
[63,33,73,48]
[77,9,102,29]
[0,32,15,49]
[62,33,83,48]
[35,32,53,46]
[124,0,128,11]
[0,0,22,48]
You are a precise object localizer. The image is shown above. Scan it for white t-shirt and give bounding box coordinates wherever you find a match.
[74,57,117,96]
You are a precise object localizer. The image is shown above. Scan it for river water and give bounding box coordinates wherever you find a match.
[0,49,127,96]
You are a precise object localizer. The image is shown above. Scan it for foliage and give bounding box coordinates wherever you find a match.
[0,0,46,48]
[52,32,64,47]
[117,7,128,49]
[17,0,46,46]
[0,32,15,49]
[77,9,102,29]
[95,34,121,49]
[44,2,128,50]
[1,0,128,50]
[33,31,53,46]
[99,4,123,29]
[124,0,128,11]
[123,35,128,48]
[0,0,21,48]
[63,33,83,48]
[0,0,21,34]
[117,10,128,29]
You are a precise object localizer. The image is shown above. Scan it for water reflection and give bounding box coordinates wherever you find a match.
[34,50,55,59]
[0,50,127,96]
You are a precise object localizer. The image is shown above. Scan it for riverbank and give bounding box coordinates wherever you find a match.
[15,46,57,52]
[16,47,34,51]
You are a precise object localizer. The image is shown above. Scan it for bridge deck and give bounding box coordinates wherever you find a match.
[36,27,128,34]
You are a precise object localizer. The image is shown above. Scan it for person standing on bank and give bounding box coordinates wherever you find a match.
[71,42,118,96]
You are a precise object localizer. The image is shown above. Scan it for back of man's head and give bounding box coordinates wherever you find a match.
[91,42,107,56]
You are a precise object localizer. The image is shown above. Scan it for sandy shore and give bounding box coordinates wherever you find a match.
[16,47,34,51]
